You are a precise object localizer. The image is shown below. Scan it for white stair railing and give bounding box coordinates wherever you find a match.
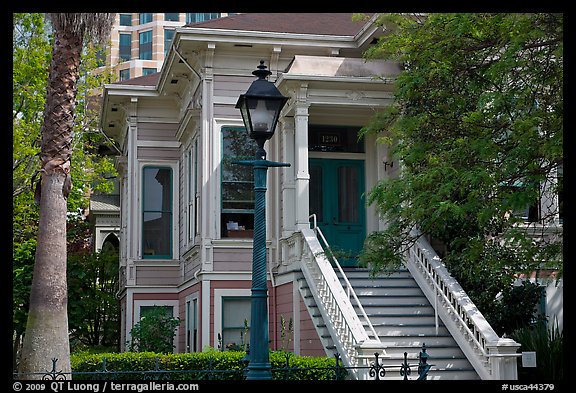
[405,232,521,380]
[298,223,385,380]
[309,214,381,343]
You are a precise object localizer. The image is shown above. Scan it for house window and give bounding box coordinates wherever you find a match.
[139,13,153,25]
[186,13,220,24]
[140,305,173,319]
[220,127,257,238]
[138,305,176,351]
[142,166,172,258]
[186,139,200,242]
[119,69,130,81]
[505,181,540,223]
[164,13,180,22]
[164,29,175,56]
[95,46,106,67]
[142,67,157,76]
[221,297,250,351]
[119,33,131,61]
[186,298,198,352]
[139,30,152,60]
[119,14,132,26]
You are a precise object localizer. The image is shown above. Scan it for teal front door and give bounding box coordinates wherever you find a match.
[309,159,366,267]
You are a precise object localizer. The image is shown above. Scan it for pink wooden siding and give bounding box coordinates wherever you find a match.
[135,265,179,285]
[183,251,202,281]
[298,292,326,356]
[176,283,202,352]
[213,248,252,271]
[273,282,294,351]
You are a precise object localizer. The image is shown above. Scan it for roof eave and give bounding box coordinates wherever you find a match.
[178,27,360,49]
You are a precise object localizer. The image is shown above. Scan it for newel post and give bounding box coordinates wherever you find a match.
[486,338,521,380]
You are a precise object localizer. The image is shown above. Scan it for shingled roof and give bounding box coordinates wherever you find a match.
[116,13,376,87]
[184,13,375,36]
[117,72,159,86]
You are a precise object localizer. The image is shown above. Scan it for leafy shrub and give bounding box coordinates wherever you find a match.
[127,306,180,354]
[70,350,346,380]
[510,319,563,381]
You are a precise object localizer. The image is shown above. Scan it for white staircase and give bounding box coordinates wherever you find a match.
[283,222,521,380]
[342,268,480,379]
[297,269,479,379]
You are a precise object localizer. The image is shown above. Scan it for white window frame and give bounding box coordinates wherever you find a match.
[185,139,200,245]
[185,294,199,352]
[213,288,251,350]
[138,161,179,260]
[132,299,180,352]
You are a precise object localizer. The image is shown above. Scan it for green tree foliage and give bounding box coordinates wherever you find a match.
[357,13,562,335]
[12,239,36,370]
[13,13,51,243]
[68,244,120,351]
[13,13,118,244]
[128,306,181,354]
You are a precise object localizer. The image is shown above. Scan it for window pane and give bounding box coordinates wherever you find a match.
[143,212,171,256]
[143,68,157,76]
[141,305,173,319]
[143,168,171,211]
[119,33,131,61]
[143,167,172,257]
[221,128,257,237]
[338,166,359,223]
[164,13,179,21]
[222,297,250,350]
[222,182,254,211]
[164,29,175,55]
[186,13,220,23]
[140,13,152,24]
[119,14,132,26]
[139,31,152,60]
[119,69,130,81]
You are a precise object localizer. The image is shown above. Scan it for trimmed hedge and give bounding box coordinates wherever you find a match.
[70,350,347,380]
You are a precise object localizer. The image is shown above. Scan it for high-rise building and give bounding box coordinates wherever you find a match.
[106,13,235,81]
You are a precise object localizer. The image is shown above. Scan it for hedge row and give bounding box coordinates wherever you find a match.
[70,350,347,380]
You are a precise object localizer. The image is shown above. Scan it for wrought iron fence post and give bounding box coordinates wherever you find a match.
[206,357,214,380]
[400,352,411,381]
[369,352,386,380]
[333,353,346,380]
[41,358,67,380]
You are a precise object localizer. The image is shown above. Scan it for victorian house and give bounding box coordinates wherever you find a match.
[97,13,562,380]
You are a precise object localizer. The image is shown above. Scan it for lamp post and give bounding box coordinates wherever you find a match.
[234,60,289,380]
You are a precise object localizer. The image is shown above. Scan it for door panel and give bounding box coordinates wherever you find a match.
[309,159,365,267]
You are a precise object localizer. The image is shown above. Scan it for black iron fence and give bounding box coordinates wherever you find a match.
[14,344,432,381]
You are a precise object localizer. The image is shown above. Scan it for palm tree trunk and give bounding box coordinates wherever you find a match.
[18,26,82,380]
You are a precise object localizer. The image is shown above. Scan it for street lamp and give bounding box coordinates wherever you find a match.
[234,60,289,380]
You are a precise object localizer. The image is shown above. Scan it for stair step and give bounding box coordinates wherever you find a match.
[300,266,481,380]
